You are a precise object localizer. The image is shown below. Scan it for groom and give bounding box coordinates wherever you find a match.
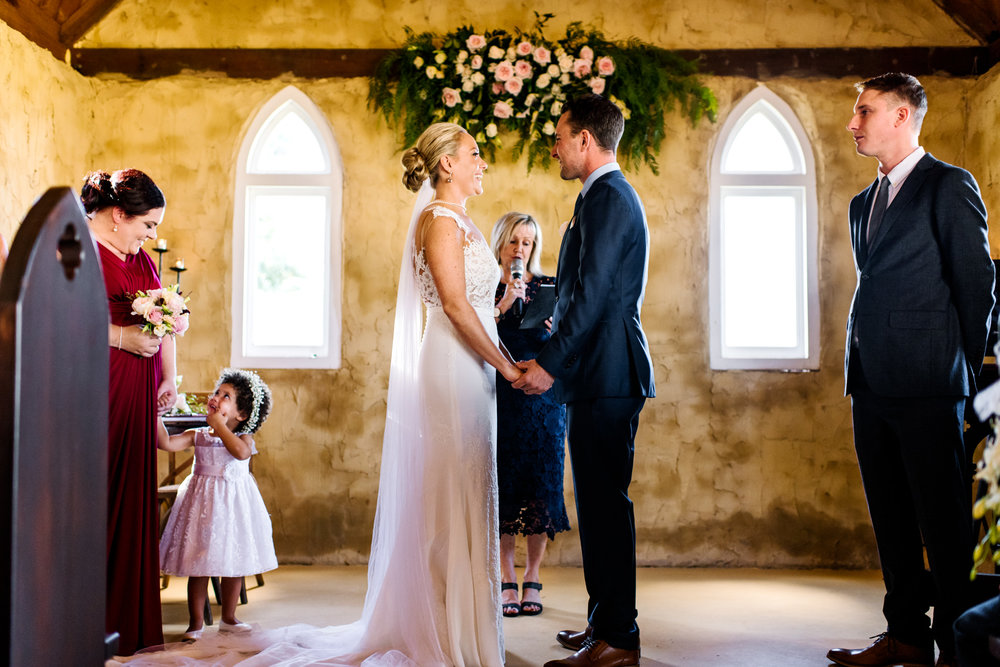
[514,94,655,667]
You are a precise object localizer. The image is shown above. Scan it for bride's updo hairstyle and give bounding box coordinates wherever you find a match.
[80,169,165,217]
[401,122,468,193]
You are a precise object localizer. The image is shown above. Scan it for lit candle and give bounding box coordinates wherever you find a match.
[174,258,185,270]
[156,239,167,250]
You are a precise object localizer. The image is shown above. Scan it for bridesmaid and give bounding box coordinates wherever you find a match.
[82,169,174,655]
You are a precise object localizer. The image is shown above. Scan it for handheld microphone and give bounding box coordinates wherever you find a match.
[510,257,525,318]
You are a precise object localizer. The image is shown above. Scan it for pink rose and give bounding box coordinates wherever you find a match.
[466,34,486,51]
[471,54,483,70]
[504,77,523,95]
[589,77,606,94]
[573,59,592,79]
[580,45,594,62]
[533,46,551,65]
[516,40,533,56]
[147,309,164,324]
[492,82,504,95]
[131,295,154,317]
[442,87,461,107]
[514,60,533,79]
[173,313,189,336]
[493,101,513,119]
[494,60,514,82]
[597,56,615,76]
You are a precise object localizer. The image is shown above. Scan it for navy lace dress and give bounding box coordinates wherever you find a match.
[495,276,570,538]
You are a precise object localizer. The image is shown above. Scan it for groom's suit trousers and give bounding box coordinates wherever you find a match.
[567,396,645,651]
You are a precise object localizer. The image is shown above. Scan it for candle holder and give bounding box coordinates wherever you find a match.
[152,246,168,277]
[170,262,187,288]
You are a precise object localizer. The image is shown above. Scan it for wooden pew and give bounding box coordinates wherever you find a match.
[0,188,115,663]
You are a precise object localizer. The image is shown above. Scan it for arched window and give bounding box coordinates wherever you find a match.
[231,86,343,369]
[709,85,819,370]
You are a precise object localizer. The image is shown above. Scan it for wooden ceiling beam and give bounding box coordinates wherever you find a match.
[60,0,124,44]
[931,0,1000,44]
[69,46,997,80]
[0,0,66,58]
[70,47,390,79]
[680,46,996,79]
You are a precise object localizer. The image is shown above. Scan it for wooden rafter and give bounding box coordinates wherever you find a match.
[0,0,65,57]
[68,46,998,81]
[931,0,1000,45]
[0,0,122,58]
[60,0,124,44]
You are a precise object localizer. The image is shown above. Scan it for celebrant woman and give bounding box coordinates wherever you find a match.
[82,169,174,655]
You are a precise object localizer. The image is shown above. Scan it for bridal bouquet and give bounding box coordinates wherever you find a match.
[970,345,1000,575]
[131,284,190,337]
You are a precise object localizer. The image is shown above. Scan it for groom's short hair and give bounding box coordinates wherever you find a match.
[563,94,624,154]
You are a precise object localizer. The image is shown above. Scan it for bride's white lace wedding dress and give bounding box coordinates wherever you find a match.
[113,199,504,667]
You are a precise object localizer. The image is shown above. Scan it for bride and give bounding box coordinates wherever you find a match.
[117,123,521,666]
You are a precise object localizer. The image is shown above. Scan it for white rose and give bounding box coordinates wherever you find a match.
[413,56,424,68]
[435,51,446,64]
[472,72,485,86]
[543,121,555,135]
[462,80,475,92]
[536,73,551,88]
[486,123,498,138]
[547,64,560,77]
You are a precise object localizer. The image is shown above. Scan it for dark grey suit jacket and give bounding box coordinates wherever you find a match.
[536,169,656,403]
[845,152,994,398]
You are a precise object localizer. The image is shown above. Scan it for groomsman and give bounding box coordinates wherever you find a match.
[829,73,994,667]
[515,94,655,667]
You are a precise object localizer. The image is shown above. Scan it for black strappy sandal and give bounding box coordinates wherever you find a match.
[520,581,543,616]
[501,582,521,617]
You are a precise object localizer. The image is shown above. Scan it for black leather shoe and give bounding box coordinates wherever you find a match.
[827,632,933,667]
[557,625,593,650]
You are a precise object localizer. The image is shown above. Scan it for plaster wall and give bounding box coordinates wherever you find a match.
[0,22,95,241]
[968,66,1000,253]
[80,0,976,49]
[2,0,993,568]
[85,74,983,569]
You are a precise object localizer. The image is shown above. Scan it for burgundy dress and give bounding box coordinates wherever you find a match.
[99,243,164,654]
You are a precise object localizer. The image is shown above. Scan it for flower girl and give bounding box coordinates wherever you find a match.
[157,368,277,640]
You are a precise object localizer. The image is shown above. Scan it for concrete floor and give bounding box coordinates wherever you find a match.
[154,565,890,666]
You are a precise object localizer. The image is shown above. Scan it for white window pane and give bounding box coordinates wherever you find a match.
[248,191,328,348]
[722,195,799,349]
[249,108,328,174]
[723,110,795,173]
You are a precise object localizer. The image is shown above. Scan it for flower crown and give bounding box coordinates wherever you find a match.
[229,369,265,435]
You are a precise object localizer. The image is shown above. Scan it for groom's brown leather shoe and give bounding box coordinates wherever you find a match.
[544,639,639,667]
[826,632,933,667]
[556,625,593,650]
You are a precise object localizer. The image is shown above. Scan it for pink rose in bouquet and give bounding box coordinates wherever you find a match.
[131,284,191,338]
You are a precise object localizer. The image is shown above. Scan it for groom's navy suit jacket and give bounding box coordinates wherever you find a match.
[845,153,994,398]
[536,169,655,403]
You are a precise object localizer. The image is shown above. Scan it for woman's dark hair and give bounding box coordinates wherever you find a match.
[216,368,273,435]
[80,169,165,216]
[562,94,624,153]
